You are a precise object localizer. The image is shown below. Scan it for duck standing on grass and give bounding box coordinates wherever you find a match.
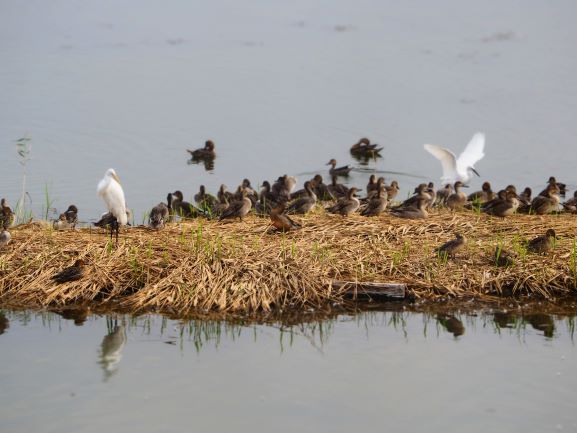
[435,233,466,259]
[327,187,360,216]
[529,184,560,215]
[526,229,557,254]
[562,191,577,213]
[97,169,128,242]
[390,196,429,219]
[52,259,86,283]
[219,190,252,221]
[0,199,14,229]
[360,186,387,217]
[148,202,170,229]
[0,229,11,248]
[286,181,317,215]
[53,205,78,230]
[270,203,302,232]
[446,181,468,210]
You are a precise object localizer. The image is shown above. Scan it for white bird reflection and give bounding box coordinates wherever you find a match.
[98,321,126,381]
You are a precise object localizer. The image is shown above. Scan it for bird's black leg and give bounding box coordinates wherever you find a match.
[114,218,119,244]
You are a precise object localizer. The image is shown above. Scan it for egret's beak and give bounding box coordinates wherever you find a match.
[471,167,480,177]
[112,172,121,185]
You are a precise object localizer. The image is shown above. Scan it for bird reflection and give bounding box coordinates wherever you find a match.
[187,157,215,171]
[98,320,126,381]
[525,314,555,338]
[436,314,465,337]
[54,306,90,326]
[0,312,9,335]
[493,311,516,329]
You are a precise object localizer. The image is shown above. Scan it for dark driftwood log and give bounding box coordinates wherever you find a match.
[332,281,406,300]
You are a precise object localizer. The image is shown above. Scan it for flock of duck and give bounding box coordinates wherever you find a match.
[1,135,575,269]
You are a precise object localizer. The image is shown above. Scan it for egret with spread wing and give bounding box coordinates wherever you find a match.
[424,132,485,185]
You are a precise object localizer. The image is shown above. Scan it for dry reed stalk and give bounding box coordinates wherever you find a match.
[0,208,576,315]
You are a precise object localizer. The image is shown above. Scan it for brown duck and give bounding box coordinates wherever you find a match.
[149,202,170,229]
[482,190,519,217]
[434,184,453,207]
[326,159,352,176]
[286,181,317,214]
[526,229,557,254]
[219,190,252,221]
[350,137,383,156]
[327,187,360,216]
[494,246,515,267]
[53,205,78,230]
[171,191,205,218]
[390,196,428,219]
[562,191,577,213]
[187,140,216,159]
[435,233,466,259]
[52,259,86,284]
[194,185,218,209]
[446,181,468,210]
[384,180,400,201]
[361,186,387,217]
[538,176,566,197]
[0,199,14,229]
[529,184,560,215]
[328,176,349,198]
[467,181,495,203]
[270,203,302,232]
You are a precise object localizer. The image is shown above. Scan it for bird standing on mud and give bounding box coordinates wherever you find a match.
[526,229,557,254]
[97,168,128,242]
[148,202,170,229]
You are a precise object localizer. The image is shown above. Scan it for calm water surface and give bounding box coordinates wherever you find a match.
[1,0,577,220]
[0,309,575,433]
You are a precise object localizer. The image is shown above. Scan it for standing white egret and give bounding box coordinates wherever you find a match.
[424,132,485,185]
[97,168,127,242]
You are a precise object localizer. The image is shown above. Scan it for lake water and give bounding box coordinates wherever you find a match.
[0,308,576,433]
[1,0,577,221]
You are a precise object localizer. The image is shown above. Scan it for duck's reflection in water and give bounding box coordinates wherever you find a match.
[98,320,126,382]
[0,312,9,335]
[525,314,555,338]
[436,314,465,337]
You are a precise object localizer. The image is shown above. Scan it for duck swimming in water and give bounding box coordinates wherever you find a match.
[187,140,216,159]
[326,159,352,177]
[327,187,360,216]
[350,137,383,156]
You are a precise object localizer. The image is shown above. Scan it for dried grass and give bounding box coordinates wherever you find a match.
[1,207,576,315]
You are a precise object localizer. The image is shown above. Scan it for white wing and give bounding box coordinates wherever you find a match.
[98,177,127,225]
[424,144,458,183]
[456,132,485,170]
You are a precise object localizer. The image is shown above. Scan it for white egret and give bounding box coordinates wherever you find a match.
[97,168,127,242]
[424,132,485,185]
